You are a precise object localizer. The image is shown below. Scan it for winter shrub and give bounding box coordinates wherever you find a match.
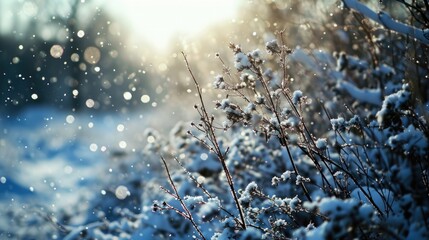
[145,3,429,237]
[146,32,428,238]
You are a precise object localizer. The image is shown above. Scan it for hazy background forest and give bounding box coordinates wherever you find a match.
[0,0,363,113]
[2,0,426,113]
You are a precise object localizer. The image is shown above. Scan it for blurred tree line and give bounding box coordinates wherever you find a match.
[0,0,154,113]
[2,0,426,115]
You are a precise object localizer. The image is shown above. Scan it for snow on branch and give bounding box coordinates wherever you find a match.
[342,0,429,45]
[337,80,382,106]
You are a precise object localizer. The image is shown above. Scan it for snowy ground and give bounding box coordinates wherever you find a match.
[0,106,176,225]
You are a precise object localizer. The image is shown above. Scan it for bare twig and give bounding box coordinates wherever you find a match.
[160,156,206,240]
[248,46,313,202]
[182,52,247,230]
[171,156,244,223]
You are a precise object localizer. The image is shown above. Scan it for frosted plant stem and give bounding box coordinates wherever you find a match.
[182,52,247,230]
[307,148,385,217]
[254,66,313,202]
[172,157,241,220]
[161,156,206,240]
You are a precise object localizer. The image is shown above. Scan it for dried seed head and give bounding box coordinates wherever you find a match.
[266,40,281,54]
[229,43,241,53]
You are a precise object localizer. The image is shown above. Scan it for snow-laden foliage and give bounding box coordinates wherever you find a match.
[142,35,427,238]
[141,7,427,236]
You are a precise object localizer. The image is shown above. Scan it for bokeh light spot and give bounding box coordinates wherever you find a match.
[115,185,130,200]
[123,92,132,100]
[77,30,85,38]
[84,46,101,64]
[119,140,127,149]
[85,99,95,108]
[89,143,98,152]
[65,115,75,124]
[70,53,80,62]
[50,45,64,58]
[140,95,150,103]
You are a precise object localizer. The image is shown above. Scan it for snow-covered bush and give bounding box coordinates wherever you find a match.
[147,5,429,237]
[144,31,428,239]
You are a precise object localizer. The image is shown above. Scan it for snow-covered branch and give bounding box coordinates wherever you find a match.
[337,80,382,106]
[342,0,429,45]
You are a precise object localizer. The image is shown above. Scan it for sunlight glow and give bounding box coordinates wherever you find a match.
[105,0,239,49]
